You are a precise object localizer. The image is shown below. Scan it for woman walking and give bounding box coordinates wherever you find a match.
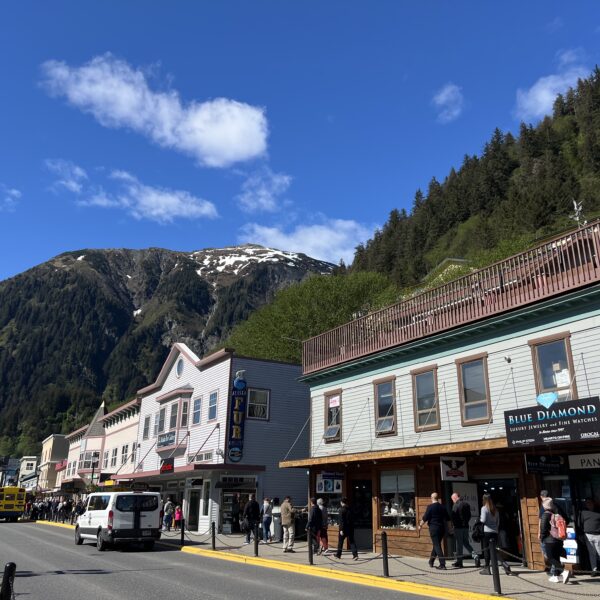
[261,497,273,543]
[540,498,570,584]
[479,494,499,575]
[317,497,330,555]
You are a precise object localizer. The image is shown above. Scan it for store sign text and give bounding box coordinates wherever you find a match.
[228,371,247,462]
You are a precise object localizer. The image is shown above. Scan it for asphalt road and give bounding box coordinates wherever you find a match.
[0,523,428,600]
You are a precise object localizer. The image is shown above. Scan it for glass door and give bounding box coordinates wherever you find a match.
[187,490,201,531]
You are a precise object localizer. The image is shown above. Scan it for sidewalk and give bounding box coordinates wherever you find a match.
[159,528,600,600]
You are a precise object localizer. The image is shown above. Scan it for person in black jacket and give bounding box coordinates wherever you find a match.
[306,497,323,554]
[335,497,358,560]
[243,493,260,544]
[419,492,451,569]
[451,492,477,567]
[540,498,570,584]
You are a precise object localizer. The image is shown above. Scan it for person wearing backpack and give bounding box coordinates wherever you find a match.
[540,498,570,584]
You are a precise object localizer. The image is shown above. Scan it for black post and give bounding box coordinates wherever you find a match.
[308,530,314,565]
[0,562,16,600]
[180,517,185,547]
[254,524,259,557]
[381,532,390,577]
[489,544,502,596]
[211,521,216,551]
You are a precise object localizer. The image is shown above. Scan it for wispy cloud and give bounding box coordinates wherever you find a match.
[40,54,268,168]
[237,167,292,213]
[432,83,464,123]
[240,217,373,264]
[514,49,588,122]
[45,158,88,193]
[46,159,217,224]
[545,17,563,33]
[0,184,21,212]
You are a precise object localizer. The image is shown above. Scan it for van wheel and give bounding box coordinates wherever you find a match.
[75,527,83,545]
[96,532,107,552]
[142,541,155,551]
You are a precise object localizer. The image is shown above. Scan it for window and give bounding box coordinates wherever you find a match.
[25,462,34,470]
[153,412,159,437]
[116,494,159,512]
[202,481,211,516]
[176,358,184,378]
[102,451,109,469]
[208,392,218,421]
[87,495,110,511]
[158,407,166,433]
[130,442,137,463]
[457,354,491,425]
[121,445,129,465]
[412,367,440,431]
[529,333,577,400]
[81,451,100,470]
[169,402,178,430]
[142,415,150,440]
[192,397,202,425]
[247,389,269,420]
[110,448,118,468]
[324,392,342,442]
[181,401,189,428]
[380,470,416,530]
[374,378,396,436]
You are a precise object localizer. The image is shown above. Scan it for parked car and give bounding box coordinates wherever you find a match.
[75,491,162,551]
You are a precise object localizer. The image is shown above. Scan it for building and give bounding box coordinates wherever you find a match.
[282,221,600,571]
[113,343,309,533]
[17,456,39,492]
[38,434,69,493]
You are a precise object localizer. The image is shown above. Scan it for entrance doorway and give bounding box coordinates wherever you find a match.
[350,478,373,550]
[187,490,201,531]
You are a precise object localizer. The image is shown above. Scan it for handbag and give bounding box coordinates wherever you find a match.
[471,520,484,543]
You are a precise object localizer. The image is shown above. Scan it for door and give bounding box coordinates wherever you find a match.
[187,490,201,530]
[350,479,373,550]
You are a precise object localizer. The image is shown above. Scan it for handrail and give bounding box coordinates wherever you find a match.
[303,221,600,374]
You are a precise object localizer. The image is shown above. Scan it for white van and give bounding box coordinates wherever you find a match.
[75,491,162,551]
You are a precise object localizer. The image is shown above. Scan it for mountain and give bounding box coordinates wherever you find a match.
[0,245,333,455]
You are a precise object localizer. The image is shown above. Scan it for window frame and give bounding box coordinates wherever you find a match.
[373,376,397,437]
[121,444,129,465]
[169,401,178,431]
[181,400,189,428]
[158,407,166,434]
[110,447,118,468]
[192,397,202,426]
[456,352,492,426]
[207,391,218,422]
[528,331,578,400]
[411,365,441,432]
[102,451,109,470]
[142,415,150,440]
[247,388,270,421]
[323,389,342,443]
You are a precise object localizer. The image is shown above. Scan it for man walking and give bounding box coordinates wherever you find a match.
[307,497,323,555]
[163,497,174,531]
[419,492,450,569]
[451,492,478,567]
[335,497,358,560]
[243,493,260,544]
[281,495,296,553]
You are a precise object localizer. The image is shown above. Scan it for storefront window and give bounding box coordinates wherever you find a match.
[315,472,343,526]
[380,470,416,530]
[531,335,575,399]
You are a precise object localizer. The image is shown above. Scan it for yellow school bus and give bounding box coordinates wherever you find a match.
[0,486,25,522]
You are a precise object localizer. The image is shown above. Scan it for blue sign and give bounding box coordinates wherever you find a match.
[227,371,247,462]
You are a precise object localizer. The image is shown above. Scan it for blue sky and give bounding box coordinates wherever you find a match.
[1,2,599,280]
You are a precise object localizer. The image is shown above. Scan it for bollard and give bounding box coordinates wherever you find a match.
[0,562,16,600]
[489,544,502,596]
[180,517,185,547]
[308,530,314,565]
[211,521,216,551]
[254,524,259,557]
[381,532,390,577]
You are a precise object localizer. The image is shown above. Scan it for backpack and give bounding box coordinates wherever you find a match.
[550,513,567,540]
[471,520,484,543]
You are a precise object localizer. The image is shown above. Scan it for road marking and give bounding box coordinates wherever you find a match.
[35,522,507,600]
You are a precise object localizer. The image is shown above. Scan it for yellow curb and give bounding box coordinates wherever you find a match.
[36,521,75,530]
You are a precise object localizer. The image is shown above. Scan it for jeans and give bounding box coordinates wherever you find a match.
[246,521,257,543]
[262,517,272,541]
[163,514,172,531]
[585,533,600,571]
[482,532,497,568]
[454,528,475,564]
[429,529,445,567]
[542,541,564,576]
[336,530,358,558]
[282,523,295,550]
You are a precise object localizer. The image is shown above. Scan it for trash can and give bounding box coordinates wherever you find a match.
[272,505,282,542]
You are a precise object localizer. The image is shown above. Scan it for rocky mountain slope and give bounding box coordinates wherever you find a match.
[0,245,333,454]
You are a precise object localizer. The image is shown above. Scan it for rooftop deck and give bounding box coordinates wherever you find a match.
[303,221,600,374]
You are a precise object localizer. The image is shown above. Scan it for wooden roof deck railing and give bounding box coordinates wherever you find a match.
[303,221,600,374]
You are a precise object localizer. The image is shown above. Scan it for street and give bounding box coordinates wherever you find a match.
[0,523,428,600]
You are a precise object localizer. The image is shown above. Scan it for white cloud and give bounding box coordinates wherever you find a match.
[514,50,588,122]
[45,158,88,193]
[240,218,373,264]
[40,54,268,168]
[432,83,464,123]
[237,167,292,213]
[0,185,21,211]
[545,17,563,33]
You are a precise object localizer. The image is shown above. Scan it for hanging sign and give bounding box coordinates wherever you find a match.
[504,396,600,448]
[568,453,600,470]
[524,454,565,475]
[440,456,468,481]
[160,458,174,474]
[227,371,247,463]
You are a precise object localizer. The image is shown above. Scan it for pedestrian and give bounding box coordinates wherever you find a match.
[243,493,260,544]
[280,495,296,553]
[419,492,450,570]
[307,497,323,555]
[479,493,499,576]
[231,493,241,533]
[579,498,600,576]
[317,497,330,555]
[335,497,358,561]
[496,502,513,575]
[540,498,570,584]
[163,497,174,531]
[261,497,272,543]
[174,505,182,531]
[450,492,478,567]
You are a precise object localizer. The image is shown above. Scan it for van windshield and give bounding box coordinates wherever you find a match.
[116,494,159,512]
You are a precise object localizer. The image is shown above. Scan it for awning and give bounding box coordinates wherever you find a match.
[214,482,257,489]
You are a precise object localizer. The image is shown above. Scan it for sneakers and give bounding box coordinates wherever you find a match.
[323,549,332,555]
[591,568,599,577]
[436,565,447,570]
[562,570,571,584]
[548,575,560,583]
[428,560,435,568]
[352,556,359,561]
[479,568,491,575]
[452,562,463,568]
[243,541,251,545]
